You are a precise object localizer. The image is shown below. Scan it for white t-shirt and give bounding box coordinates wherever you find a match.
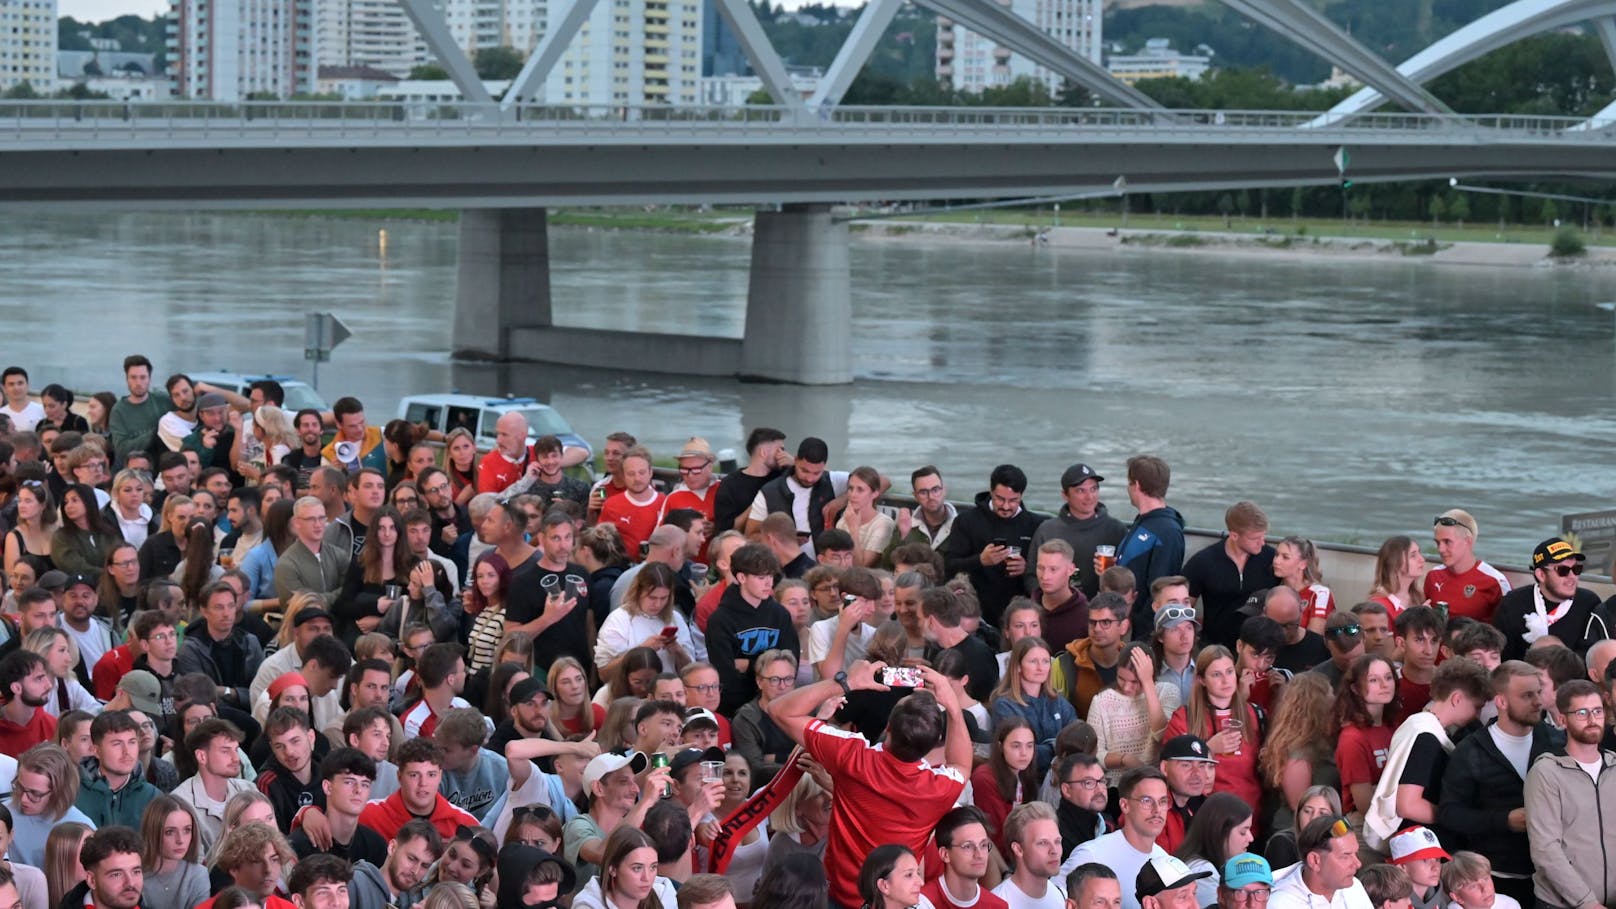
[1489,725,1533,780]
[1269,864,1375,909]
[992,878,1066,909]
[157,412,197,452]
[61,619,112,675]
[595,608,695,674]
[1060,831,1166,909]
[746,471,849,555]
[806,615,876,669]
[2,401,44,432]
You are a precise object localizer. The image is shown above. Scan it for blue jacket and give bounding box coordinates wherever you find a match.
[990,692,1072,776]
[1116,506,1186,637]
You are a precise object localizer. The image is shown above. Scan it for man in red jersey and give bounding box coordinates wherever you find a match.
[1426,510,1511,623]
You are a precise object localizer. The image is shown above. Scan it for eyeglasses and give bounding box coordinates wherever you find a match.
[422,483,450,494]
[111,558,139,569]
[14,783,50,801]
[1089,618,1120,630]
[761,676,795,687]
[394,495,418,505]
[1129,796,1168,809]
[677,465,708,475]
[1568,706,1607,721]
[146,630,177,642]
[1325,623,1361,639]
[948,841,992,853]
[685,683,720,694]
[914,486,945,498]
[1157,605,1196,623]
[1228,889,1271,904]
[1062,777,1104,790]
[1551,564,1585,577]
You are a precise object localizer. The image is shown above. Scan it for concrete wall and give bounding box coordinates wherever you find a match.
[508,325,743,376]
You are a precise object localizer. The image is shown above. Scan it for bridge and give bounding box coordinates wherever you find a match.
[8,0,1616,384]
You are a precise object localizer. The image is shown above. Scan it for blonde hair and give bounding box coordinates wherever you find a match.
[206,790,274,865]
[252,405,298,451]
[276,591,324,648]
[214,822,295,873]
[1440,852,1492,892]
[990,637,1054,707]
[22,626,77,676]
[44,821,92,909]
[768,772,829,835]
[420,883,480,909]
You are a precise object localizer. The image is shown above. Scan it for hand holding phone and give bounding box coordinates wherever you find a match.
[880,666,923,688]
[661,625,679,638]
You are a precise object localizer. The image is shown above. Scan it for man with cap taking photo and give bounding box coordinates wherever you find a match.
[1493,538,1612,662]
[1138,855,1212,909]
[1030,464,1126,602]
[1268,817,1373,909]
[1425,510,1511,624]
[1217,853,1274,909]
[1157,735,1216,852]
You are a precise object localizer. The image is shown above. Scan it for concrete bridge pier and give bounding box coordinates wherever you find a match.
[740,204,853,385]
[451,203,853,385]
[452,208,553,360]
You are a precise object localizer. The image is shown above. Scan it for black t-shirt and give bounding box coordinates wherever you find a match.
[282,449,324,491]
[290,822,388,866]
[947,633,1001,703]
[1275,631,1331,674]
[1399,731,1448,804]
[713,468,784,533]
[507,555,591,673]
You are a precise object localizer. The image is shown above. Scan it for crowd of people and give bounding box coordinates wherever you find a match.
[0,355,1611,909]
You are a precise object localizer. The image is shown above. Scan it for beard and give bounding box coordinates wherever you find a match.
[19,690,47,708]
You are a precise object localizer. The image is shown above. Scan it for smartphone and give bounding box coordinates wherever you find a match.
[990,537,1007,548]
[842,594,858,607]
[881,666,923,688]
[661,625,678,638]
[639,540,651,557]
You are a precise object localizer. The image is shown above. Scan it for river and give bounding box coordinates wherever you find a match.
[5,211,1616,571]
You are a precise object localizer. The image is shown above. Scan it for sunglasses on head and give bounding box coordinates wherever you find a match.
[1325,623,1362,639]
[1550,563,1585,577]
[1433,516,1466,527]
[454,826,497,861]
[1158,605,1196,623]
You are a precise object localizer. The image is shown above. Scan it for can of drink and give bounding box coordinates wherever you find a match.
[1095,545,1117,572]
[650,751,671,797]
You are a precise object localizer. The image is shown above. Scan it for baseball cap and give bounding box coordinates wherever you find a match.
[1137,855,1212,898]
[1222,854,1273,889]
[682,707,720,733]
[508,677,550,707]
[669,746,726,778]
[63,572,97,592]
[1388,826,1451,865]
[291,606,334,628]
[1155,602,1199,632]
[1160,734,1218,763]
[1533,537,1585,569]
[36,570,67,591]
[583,751,649,790]
[1060,464,1104,489]
[197,392,229,411]
[117,670,162,716]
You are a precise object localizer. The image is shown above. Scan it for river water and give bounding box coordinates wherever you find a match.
[5,211,1616,570]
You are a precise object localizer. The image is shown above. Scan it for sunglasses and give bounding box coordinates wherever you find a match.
[1328,817,1352,838]
[1547,563,1585,577]
[454,825,497,862]
[1325,623,1362,639]
[1433,516,1467,527]
[1158,605,1196,623]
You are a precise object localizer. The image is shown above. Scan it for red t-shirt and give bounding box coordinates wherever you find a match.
[92,644,134,701]
[0,707,56,758]
[1423,562,1510,623]
[359,792,477,842]
[1162,705,1263,821]
[1301,583,1335,624]
[598,490,667,561]
[1369,594,1409,622]
[1395,676,1432,726]
[923,878,1010,909]
[556,703,609,739]
[666,483,720,561]
[695,581,728,633]
[1335,723,1394,812]
[477,448,529,494]
[805,718,966,908]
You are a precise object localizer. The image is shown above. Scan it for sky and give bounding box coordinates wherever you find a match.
[62,0,168,22]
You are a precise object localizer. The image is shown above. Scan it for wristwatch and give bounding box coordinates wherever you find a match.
[833,671,853,698]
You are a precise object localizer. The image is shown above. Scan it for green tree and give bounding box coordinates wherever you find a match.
[1428,194,1445,226]
[473,46,524,80]
[409,63,449,80]
[2,82,40,99]
[1216,193,1235,227]
[1449,194,1469,228]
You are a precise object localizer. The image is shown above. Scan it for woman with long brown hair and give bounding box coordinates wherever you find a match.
[140,794,210,909]
[584,826,676,909]
[177,518,221,608]
[1333,652,1400,821]
[335,505,411,644]
[970,716,1039,853]
[1259,671,1341,830]
[1163,644,1264,811]
[443,428,479,506]
[4,480,55,576]
[547,655,602,738]
[1367,535,1426,621]
[50,483,118,575]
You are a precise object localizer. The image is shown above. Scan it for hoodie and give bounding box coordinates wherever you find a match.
[347,860,394,909]
[1028,503,1127,599]
[76,755,162,828]
[321,426,387,473]
[943,491,1048,626]
[706,582,799,715]
[1115,505,1186,636]
[497,846,577,909]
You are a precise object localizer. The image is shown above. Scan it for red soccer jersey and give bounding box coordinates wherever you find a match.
[92,644,134,701]
[598,490,667,561]
[666,483,720,560]
[1335,723,1394,812]
[1301,583,1335,625]
[359,792,477,842]
[805,719,966,909]
[1423,562,1511,623]
[477,448,528,494]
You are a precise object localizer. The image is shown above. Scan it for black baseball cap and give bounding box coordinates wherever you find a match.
[508,677,550,707]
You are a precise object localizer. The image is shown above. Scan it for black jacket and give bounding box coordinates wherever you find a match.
[706,582,799,715]
[138,530,183,583]
[1437,719,1562,876]
[757,472,837,538]
[1494,585,1611,662]
[943,491,1047,626]
[1183,537,1277,651]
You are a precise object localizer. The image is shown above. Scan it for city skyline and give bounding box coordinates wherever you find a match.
[62,0,817,24]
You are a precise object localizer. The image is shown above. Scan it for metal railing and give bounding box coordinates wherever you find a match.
[2,100,1614,144]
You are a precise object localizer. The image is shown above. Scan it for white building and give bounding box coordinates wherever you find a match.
[1106,37,1210,84]
[169,0,318,99]
[317,0,425,78]
[541,0,704,106]
[1,0,57,93]
[699,64,821,106]
[935,0,1099,95]
[57,49,170,99]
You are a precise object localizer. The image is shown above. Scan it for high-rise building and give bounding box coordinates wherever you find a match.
[169,0,319,99]
[317,0,424,78]
[1,0,57,93]
[700,0,743,77]
[935,0,1099,94]
[543,0,703,105]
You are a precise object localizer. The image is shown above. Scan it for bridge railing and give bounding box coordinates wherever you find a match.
[1,100,1613,140]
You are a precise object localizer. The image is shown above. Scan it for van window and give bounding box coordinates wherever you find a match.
[446,406,480,435]
[405,404,441,427]
[479,409,502,440]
